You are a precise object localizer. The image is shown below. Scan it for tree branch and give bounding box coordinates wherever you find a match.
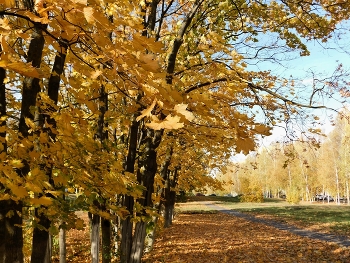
[166,0,205,84]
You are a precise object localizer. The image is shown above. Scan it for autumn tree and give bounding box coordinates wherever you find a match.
[1,1,350,263]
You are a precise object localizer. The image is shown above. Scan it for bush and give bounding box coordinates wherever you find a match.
[286,188,300,204]
[241,192,264,203]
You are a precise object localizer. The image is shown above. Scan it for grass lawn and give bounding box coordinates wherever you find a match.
[176,196,350,237]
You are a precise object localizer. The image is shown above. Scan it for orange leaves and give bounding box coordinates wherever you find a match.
[253,124,272,136]
[0,0,15,8]
[143,213,350,263]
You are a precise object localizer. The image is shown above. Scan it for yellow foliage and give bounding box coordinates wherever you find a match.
[30,196,53,206]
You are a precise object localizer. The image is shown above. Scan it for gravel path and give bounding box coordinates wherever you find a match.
[205,202,350,247]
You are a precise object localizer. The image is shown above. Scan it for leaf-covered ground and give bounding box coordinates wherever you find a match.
[52,211,91,263]
[142,213,350,263]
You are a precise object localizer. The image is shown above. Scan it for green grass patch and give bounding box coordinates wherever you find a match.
[176,197,350,236]
[184,195,241,203]
[234,205,350,224]
[234,205,350,236]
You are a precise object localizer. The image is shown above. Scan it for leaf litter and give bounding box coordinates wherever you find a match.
[142,213,350,263]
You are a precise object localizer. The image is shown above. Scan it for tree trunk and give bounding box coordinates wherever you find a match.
[102,218,111,263]
[0,51,22,263]
[112,217,119,256]
[144,217,158,253]
[89,212,100,263]
[59,227,66,263]
[2,200,24,263]
[128,128,162,263]
[164,191,176,228]
[335,167,340,205]
[129,222,147,263]
[159,144,174,228]
[31,37,67,263]
[0,203,4,263]
[31,210,52,263]
[346,178,350,205]
[120,120,139,263]
[4,21,46,263]
[0,45,7,262]
[164,168,178,228]
[120,196,134,263]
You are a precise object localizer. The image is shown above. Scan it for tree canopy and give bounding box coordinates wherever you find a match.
[1,0,350,262]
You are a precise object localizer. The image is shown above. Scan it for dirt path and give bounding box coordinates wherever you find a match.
[142,209,350,262]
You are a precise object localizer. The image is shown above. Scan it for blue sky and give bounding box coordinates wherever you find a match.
[232,24,350,157]
[256,30,350,141]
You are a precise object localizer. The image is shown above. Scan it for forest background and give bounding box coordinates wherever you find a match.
[1,1,350,263]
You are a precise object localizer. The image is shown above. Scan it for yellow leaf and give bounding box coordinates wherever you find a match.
[0,60,42,78]
[22,11,50,24]
[72,0,87,4]
[6,210,14,218]
[10,159,24,168]
[136,99,157,121]
[39,196,52,206]
[0,18,11,32]
[75,218,85,230]
[254,125,271,136]
[24,117,35,130]
[30,196,51,206]
[146,115,184,130]
[139,53,160,72]
[84,7,95,24]
[86,100,98,112]
[29,150,40,160]
[91,70,102,79]
[99,211,111,219]
[12,185,28,198]
[174,104,194,121]
[0,0,15,8]
[235,138,255,154]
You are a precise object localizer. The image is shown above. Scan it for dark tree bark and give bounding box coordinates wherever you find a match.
[129,128,163,263]
[1,22,46,263]
[102,217,111,263]
[2,200,24,263]
[120,120,139,263]
[88,83,111,262]
[97,86,112,263]
[30,209,52,263]
[163,168,178,228]
[0,44,6,262]
[31,39,68,263]
[119,1,202,261]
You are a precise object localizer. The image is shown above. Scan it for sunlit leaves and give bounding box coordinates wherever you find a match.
[0,61,42,78]
[146,115,184,130]
[136,99,157,121]
[0,1,349,261]
[174,103,195,121]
